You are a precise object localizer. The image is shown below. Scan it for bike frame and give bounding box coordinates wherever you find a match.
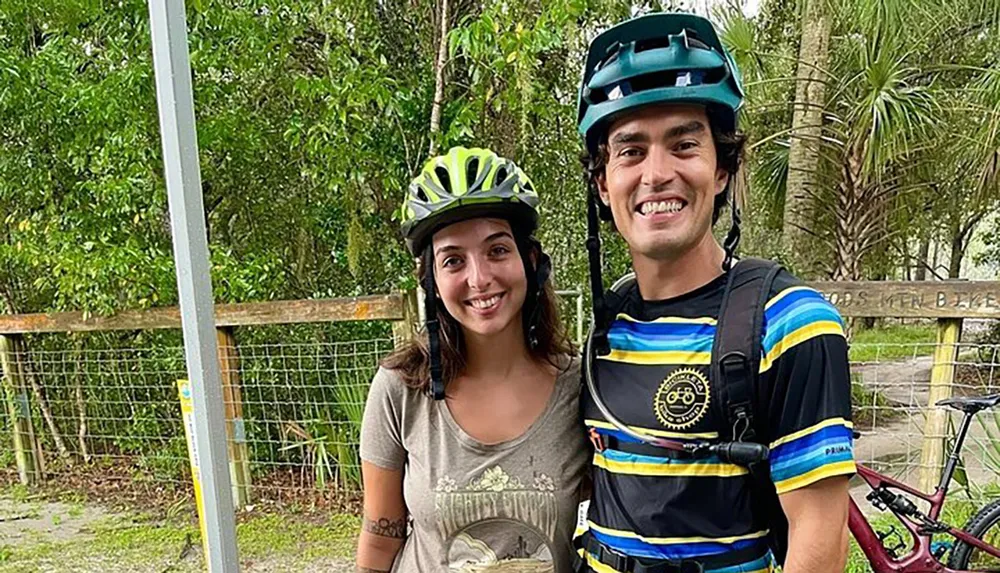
[850,411,1000,572]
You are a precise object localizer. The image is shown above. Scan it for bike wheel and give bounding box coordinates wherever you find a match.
[948,498,1000,571]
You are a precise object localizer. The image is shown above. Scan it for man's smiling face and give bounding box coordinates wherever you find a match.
[598,103,730,263]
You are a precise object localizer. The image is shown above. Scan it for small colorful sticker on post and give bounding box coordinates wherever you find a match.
[177,379,209,560]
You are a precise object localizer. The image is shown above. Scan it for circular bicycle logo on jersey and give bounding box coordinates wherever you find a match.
[653,368,711,430]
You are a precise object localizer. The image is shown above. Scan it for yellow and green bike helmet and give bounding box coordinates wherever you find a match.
[400,147,540,256]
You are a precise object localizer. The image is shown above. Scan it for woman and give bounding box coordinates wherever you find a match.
[357,147,589,573]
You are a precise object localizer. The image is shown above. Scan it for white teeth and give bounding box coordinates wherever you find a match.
[470,295,501,310]
[640,200,684,215]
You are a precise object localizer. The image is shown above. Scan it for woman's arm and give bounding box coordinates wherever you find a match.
[356,461,407,573]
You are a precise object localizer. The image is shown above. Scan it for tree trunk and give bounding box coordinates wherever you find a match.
[949,231,963,279]
[427,0,450,156]
[914,235,930,280]
[17,339,71,459]
[781,0,832,277]
[832,146,865,282]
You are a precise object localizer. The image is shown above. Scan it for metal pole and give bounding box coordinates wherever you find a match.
[147,1,240,570]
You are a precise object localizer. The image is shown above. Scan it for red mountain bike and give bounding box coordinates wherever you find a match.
[851,394,1000,572]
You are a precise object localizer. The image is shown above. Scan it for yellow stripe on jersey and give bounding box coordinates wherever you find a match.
[759,320,845,372]
[585,419,720,440]
[586,521,769,545]
[599,349,712,365]
[774,460,857,494]
[616,313,718,325]
[769,417,854,449]
[763,285,818,311]
[586,553,623,573]
[593,452,748,478]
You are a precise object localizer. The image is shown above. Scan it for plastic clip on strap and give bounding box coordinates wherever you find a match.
[720,351,754,441]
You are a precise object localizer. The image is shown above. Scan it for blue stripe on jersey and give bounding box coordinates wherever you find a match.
[770,423,854,485]
[762,289,844,354]
[588,526,766,560]
[608,320,716,353]
[706,554,775,573]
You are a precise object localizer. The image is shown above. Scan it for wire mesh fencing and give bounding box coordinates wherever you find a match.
[5,316,1000,569]
[850,336,1000,499]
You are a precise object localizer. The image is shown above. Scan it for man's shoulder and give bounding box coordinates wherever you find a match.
[759,267,846,370]
[763,267,838,318]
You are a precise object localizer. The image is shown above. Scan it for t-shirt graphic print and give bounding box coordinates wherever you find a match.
[436,466,559,572]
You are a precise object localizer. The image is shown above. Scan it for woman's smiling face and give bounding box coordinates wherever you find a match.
[432,217,527,339]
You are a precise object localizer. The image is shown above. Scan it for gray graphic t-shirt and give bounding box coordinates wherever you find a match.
[360,356,589,573]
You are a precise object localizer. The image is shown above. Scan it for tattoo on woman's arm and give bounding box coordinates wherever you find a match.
[362,516,407,539]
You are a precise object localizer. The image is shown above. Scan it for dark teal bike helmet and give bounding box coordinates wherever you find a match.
[577,12,745,153]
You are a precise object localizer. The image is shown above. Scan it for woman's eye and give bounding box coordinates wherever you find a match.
[442,256,462,268]
[490,245,511,257]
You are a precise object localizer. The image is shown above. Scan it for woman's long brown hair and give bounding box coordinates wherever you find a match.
[381,233,573,394]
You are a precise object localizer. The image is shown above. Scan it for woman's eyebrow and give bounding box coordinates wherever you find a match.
[483,231,514,243]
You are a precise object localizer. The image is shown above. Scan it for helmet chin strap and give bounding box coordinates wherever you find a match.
[422,243,446,400]
[517,237,552,350]
[722,189,741,272]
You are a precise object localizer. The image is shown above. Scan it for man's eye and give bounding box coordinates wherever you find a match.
[619,147,643,157]
[676,141,699,151]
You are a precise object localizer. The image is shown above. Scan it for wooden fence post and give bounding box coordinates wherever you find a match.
[391,290,420,346]
[216,327,252,509]
[0,334,43,485]
[918,318,963,492]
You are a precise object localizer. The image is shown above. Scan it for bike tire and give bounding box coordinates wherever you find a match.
[948,498,1000,570]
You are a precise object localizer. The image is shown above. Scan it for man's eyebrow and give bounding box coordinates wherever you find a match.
[609,131,648,146]
[664,120,707,140]
[609,121,706,146]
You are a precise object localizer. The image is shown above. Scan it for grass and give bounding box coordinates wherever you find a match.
[0,503,360,572]
[851,378,901,429]
[849,323,938,363]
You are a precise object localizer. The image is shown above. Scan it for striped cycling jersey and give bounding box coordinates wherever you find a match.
[580,268,856,572]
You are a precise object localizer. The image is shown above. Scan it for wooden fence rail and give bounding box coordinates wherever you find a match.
[3,282,1000,496]
[0,291,419,506]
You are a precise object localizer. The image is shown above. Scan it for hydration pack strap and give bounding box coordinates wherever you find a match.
[710,258,781,443]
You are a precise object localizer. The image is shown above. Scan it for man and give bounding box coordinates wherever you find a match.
[575,12,855,573]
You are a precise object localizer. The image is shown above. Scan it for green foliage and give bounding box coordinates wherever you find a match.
[848,323,938,362]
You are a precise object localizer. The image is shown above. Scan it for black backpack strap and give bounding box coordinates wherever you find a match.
[711,258,782,442]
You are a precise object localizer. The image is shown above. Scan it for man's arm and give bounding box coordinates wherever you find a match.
[779,475,851,573]
[356,461,407,573]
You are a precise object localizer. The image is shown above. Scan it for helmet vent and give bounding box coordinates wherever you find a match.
[466,158,480,189]
[435,166,452,194]
[495,166,509,185]
[414,185,428,202]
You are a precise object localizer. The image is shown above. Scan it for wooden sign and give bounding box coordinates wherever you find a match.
[811,281,1000,318]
